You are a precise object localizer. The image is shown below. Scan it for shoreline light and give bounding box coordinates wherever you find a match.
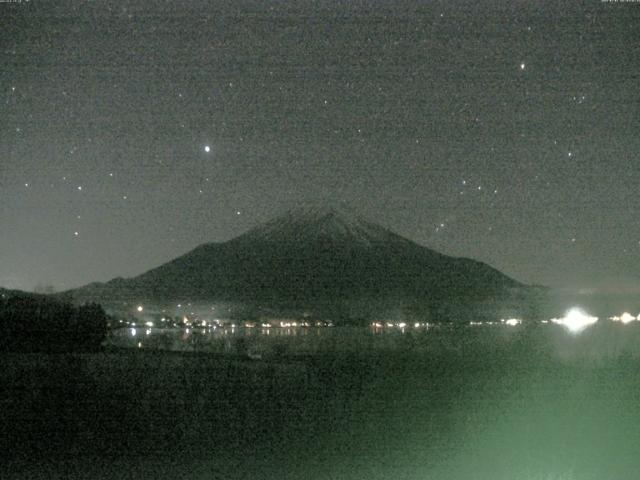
[551,307,598,333]
[610,312,637,324]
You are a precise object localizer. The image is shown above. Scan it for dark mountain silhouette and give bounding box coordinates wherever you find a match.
[69,205,526,311]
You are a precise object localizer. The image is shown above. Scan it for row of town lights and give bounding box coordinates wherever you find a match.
[132,305,640,336]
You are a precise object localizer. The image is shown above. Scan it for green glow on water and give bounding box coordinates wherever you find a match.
[5,322,640,479]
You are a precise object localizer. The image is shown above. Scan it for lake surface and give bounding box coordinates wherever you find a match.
[107,319,640,364]
[4,321,640,479]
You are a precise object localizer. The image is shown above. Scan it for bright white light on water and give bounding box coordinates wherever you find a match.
[610,312,636,324]
[130,328,136,337]
[551,308,598,333]
[504,318,522,326]
[137,305,143,312]
[145,321,154,327]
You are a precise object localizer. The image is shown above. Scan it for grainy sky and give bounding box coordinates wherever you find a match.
[2,0,639,292]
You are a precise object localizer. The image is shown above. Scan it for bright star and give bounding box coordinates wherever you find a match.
[204,145,210,153]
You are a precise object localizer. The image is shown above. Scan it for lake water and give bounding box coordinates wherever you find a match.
[107,319,640,364]
[5,319,640,479]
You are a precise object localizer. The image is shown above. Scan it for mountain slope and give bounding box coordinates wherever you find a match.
[70,205,524,304]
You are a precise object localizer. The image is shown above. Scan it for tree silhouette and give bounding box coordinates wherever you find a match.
[0,292,108,352]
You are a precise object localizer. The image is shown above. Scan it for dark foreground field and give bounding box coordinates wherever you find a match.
[3,325,640,479]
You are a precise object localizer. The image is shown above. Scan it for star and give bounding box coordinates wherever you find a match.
[204,145,210,153]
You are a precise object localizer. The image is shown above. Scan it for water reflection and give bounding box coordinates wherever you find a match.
[105,308,640,363]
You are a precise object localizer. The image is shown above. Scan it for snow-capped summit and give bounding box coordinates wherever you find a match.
[238,203,401,247]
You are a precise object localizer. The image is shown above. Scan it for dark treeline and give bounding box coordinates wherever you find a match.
[0,291,108,352]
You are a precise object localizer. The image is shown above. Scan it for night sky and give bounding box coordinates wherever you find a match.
[2,0,639,293]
